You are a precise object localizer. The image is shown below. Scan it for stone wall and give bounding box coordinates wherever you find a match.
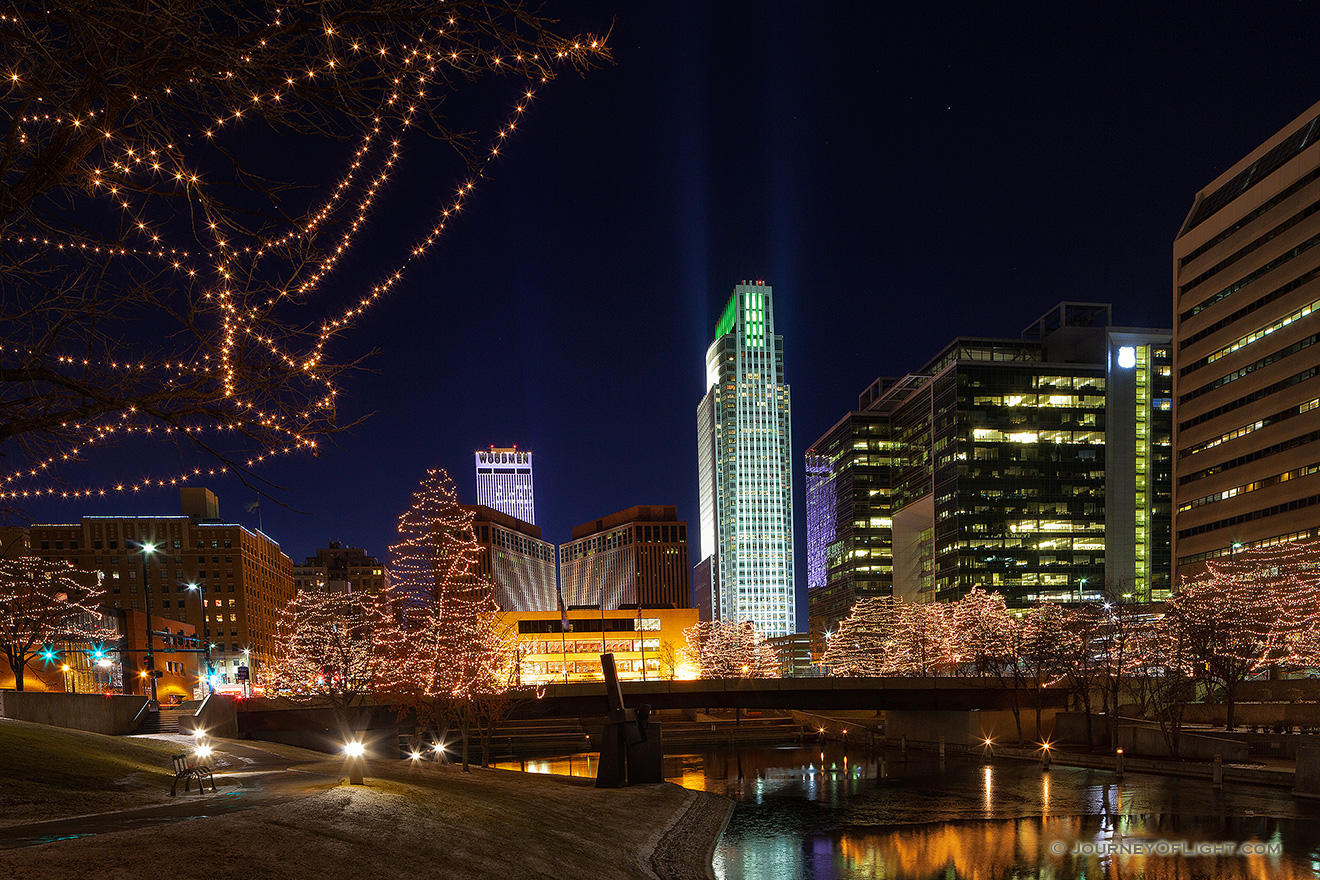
[1117,723,1249,761]
[882,708,1056,746]
[1180,701,1320,727]
[179,693,239,738]
[0,690,148,734]
[1295,747,1320,798]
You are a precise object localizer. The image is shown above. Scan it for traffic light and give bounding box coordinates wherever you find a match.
[152,670,163,679]
[40,647,56,662]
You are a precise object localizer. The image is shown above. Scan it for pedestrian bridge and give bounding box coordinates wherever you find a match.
[511,676,1068,718]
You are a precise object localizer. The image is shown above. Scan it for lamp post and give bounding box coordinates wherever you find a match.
[137,541,159,708]
[185,582,214,696]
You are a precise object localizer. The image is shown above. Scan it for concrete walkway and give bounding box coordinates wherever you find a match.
[0,737,336,850]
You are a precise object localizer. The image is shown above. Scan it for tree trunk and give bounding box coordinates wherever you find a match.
[1225,677,1237,732]
[460,713,471,773]
[1033,685,1044,742]
[10,655,24,691]
[1107,682,1121,750]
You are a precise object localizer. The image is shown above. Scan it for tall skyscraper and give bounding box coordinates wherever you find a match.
[1173,100,1320,581]
[696,280,796,637]
[474,446,535,524]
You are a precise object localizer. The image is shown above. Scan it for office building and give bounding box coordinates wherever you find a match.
[806,303,1172,625]
[804,385,910,638]
[465,504,556,611]
[508,607,699,684]
[1173,100,1320,580]
[294,541,388,594]
[559,505,690,609]
[696,281,796,637]
[475,446,536,524]
[30,488,295,684]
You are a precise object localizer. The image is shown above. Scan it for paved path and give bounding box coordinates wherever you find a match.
[0,738,337,850]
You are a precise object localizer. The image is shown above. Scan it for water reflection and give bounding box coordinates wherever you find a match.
[495,741,1320,879]
[696,744,1320,880]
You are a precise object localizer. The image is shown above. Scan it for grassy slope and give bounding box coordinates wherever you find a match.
[0,718,182,825]
[0,757,724,880]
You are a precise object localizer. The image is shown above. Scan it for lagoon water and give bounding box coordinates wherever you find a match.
[502,742,1320,879]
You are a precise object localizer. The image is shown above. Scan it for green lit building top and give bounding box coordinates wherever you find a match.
[696,281,796,637]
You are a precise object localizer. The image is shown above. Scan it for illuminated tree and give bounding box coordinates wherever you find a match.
[682,620,778,679]
[1171,540,1320,730]
[885,600,953,676]
[265,587,392,732]
[822,597,895,676]
[1021,602,1070,738]
[383,468,513,771]
[0,556,108,690]
[0,2,607,502]
[948,588,1015,673]
[1092,583,1154,749]
[943,588,1031,741]
[1128,609,1195,758]
[1050,603,1109,747]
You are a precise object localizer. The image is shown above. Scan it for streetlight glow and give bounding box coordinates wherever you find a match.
[344,741,365,758]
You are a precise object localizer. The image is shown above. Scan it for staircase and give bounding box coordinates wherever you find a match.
[135,707,187,735]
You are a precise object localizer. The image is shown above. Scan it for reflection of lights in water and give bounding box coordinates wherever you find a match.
[828,817,1315,880]
[982,766,993,814]
[1042,771,1051,814]
[493,754,601,780]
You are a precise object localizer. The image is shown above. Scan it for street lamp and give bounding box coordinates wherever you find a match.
[136,541,159,708]
[184,582,214,696]
[344,740,366,785]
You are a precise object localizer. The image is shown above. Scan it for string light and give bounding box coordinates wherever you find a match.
[380,469,512,706]
[682,620,778,678]
[265,587,392,714]
[0,556,113,690]
[2,8,609,500]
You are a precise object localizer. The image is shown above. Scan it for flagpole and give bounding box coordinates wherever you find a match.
[556,580,569,684]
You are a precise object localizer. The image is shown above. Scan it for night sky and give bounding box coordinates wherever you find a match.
[18,3,1320,631]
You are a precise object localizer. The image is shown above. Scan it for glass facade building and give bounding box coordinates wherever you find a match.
[696,281,796,637]
[804,403,901,638]
[806,303,1172,628]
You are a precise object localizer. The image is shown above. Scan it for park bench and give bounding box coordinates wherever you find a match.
[170,752,216,796]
